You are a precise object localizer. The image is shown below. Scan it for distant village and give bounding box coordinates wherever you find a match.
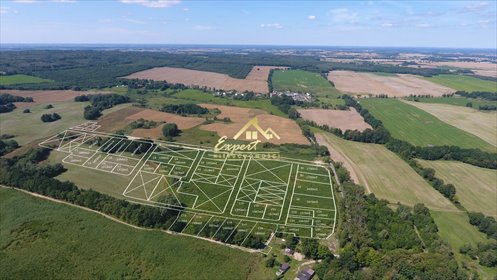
[215,90,313,102]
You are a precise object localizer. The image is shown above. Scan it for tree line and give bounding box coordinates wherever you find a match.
[160,104,209,116]
[75,94,131,120]
[0,93,34,113]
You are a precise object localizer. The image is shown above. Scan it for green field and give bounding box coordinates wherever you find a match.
[271,69,343,105]
[318,132,457,211]
[419,160,497,218]
[360,98,494,151]
[0,188,272,279]
[172,89,287,117]
[0,74,53,85]
[39,128,337,241]
[406,96,497,108]
[0,102,130,146]
[431,211,497,279]
[424,74,497,92]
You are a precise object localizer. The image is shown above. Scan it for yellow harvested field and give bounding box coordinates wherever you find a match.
[0,89,112,108]
[317,132,459,211]
[419,160,497,218]
[199,104,309,145]
[420,61,497,78]
[298,108,371,131]
[97,106,204,138]
[327,70,455,97]
[405,101,497,147]
[125,66,286,93]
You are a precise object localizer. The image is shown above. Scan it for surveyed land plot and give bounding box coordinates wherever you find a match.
[40,122,337,243]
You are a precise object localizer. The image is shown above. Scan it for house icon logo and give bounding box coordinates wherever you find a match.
[233,117,280,141]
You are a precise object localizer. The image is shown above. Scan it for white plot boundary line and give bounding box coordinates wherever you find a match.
[42,123,338,240]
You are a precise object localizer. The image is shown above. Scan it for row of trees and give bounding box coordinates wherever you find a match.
[456,91,497,101]
[75,94,131,120]
[160,104,209,115]
[468,212,497,240]
[0,93,34,113]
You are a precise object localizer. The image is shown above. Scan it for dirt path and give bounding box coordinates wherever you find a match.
[315,134,371,193]
[0,185,259,254]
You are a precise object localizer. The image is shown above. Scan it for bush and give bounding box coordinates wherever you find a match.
[45,104,53,109]
[41,112,61,122]
[23,108,31,113]
[162,123,179,138]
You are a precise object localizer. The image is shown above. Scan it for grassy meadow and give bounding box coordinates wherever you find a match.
[0,74,53,85]
[271,69,343,105]
[424,74,497,92]
[319,132,457,211]
[406,101,497,147]
[0,188,272,280]
[360,98,494,151]
[431,211,497,279]
[406,96,497,108]
[419,160,497,218]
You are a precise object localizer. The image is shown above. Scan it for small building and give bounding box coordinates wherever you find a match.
[276,263,290,276]
[295,268,315,280]
[284,248,294,256]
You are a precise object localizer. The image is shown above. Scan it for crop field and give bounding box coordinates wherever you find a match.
[0,74,53,85]
[423,74,497,92]
[328,70,454,97]
[38,122,337,243]
[406,101,497,147]
[407,96,497,108]
[0,89,112,108]
[125,66,285,93]
[417,61,497,78]
[271,69,343,104]
[0,188,272,279]
[317,132,458,211]
[297,108,371,132]
[419,160,497,218]
[360,98,494,151]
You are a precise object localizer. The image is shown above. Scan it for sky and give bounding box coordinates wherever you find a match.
[0,0,496,48]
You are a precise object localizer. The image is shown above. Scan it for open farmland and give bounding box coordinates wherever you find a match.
[297,108,371,132]
[317,132,458,211]
[328,71,455,97]
[125,66,285,93]
[419,61,497,78]
[405,101,497,147]
[271,69,342,103]
[200,104,309,145]
[0,74,53,85]
[0,90,112,108]
[423,74,497,92]
[419,160,497,218]
[407,96,497,108]
[97,106,205,137]
[360,98,494,151]
[38,123,336,241]
[0,188,273,280]
[430,211,497,279]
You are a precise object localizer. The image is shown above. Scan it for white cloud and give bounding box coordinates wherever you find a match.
[260,23,283,29]
[329,8,359,24]
[120,0,180,8]
[381,22,393,27]
[0,7,10,13]
[193,25,213,31]
[308,15,316,20]
[464,1,489,12]
[51,0,76,2]
[13,0,37,3]
[415,23,430,28]
[182,7,189,12]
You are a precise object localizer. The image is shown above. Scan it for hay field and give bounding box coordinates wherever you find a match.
[0,90,112,108]
[327,71,454,97]
[419,160,497,218]
[0,74,53,85]
[317,132,458,211]
[360,98,494,151]
[97,106,205,138]
[298,108,371,131]
[125,66,284,93]
[199,104,309,145]
[405,101,497,147]
[420,61,497,78]
[424,74,497,92]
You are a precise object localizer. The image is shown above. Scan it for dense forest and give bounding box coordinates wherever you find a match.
[160,104,209,115]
